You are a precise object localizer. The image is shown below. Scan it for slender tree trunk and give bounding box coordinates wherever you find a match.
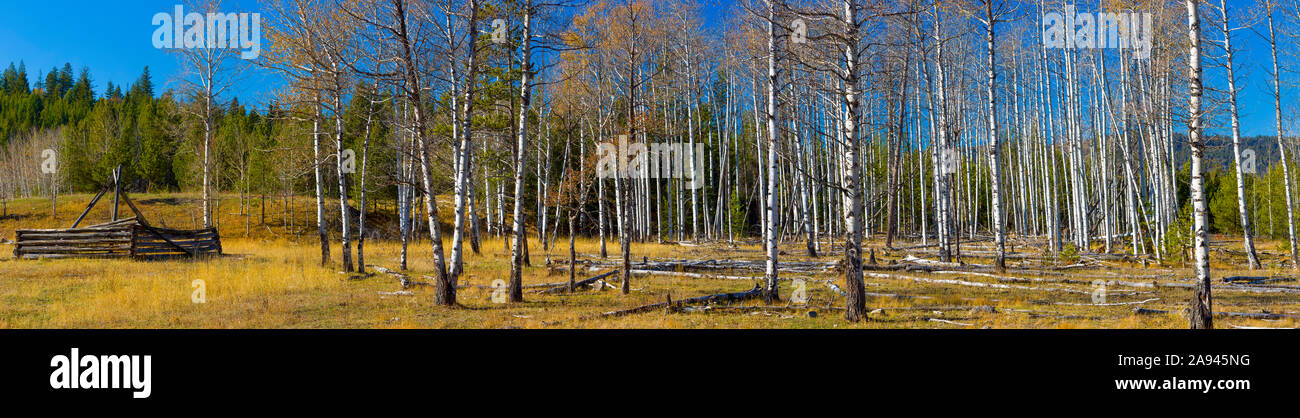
[1267,9,1299,269]
[1217,0,1261,269]
[841,0,866,322]
[393,0,452,304]
[509,2,533,303]
[1186,0,1213,329]
[451,2,481,282]
[984,1,1006,272]
[357,82,376,275]
[332,68,353,273]
[312,103,329,266]
[762,1,780,303]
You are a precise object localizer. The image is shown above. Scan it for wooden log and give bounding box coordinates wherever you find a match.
[577,258,835,273]
[16,238,132,246]
[17,234,131,242]
[133,239,219,248]
[111,165,121,221]
[15,245,132,252]
[628,269,763,281]
[677,305,842,313]
[151,234,220,242]
[70,189,108,228]
[1134,308,1300,320]
[457,281,568,290]
[85,217,138,229]
[930,270,1156,289]
[20,253,129,260]
[901,255,993,269]
[880,271,1300,295]
[117,192,152,227]
[538,270,618,294]
[553,264,767,281]
[134,247,220,254]
[370,265,432,289]
[18,227,131,235]
[999,308,1107,320]
[1052,298,1160,306]
[866,291,936,300]
[864,272,1097,295]
[592,285,764,319]
[1228,324,1298,329]
[142,226,213,235]
[925,318,975,327]
[1222,276,1296,285]
[132,224,194,257]
[825,281,846,296]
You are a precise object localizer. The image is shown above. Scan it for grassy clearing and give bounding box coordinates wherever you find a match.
[1,193,1298,328]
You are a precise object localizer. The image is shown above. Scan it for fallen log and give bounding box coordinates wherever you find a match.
[925,318,975,327]
[456,281,568,290]
[370,265,433,289]
[1000,308,1107,320]
[916,270,1300,295]
[874,305,996,313]
[629,269,762,281]
[901,255,961,268]
[1222,276,1296,285]
[556,264,766,281]
[591,285,763,319]
[866,291,936,300]
[1228,324,1298,329]
[679,305,840,313]
[864,272,1095,295]
[372,265,563,291]
[538,270,618,294]
[576,258,836,273]
[1053,298,1160,306]
[931,270,1093,286]
[1133,308,1300,320]
[931,271,1159,291]
[824,281,846,296]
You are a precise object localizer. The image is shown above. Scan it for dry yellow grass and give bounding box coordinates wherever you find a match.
[2,193,1298,328]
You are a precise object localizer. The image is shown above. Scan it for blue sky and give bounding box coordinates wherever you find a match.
[0,0,1286,136]
[0,0,277,105]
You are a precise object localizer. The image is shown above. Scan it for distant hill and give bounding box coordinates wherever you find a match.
[1172,133,1296,172]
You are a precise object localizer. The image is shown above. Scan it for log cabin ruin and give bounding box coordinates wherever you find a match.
[13,165,222,260]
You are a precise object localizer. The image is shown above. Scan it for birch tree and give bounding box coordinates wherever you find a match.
[1186,0,1214,329]
[1260,0,1299,268]
[175,0,243,229]
[1212,0,1261,269]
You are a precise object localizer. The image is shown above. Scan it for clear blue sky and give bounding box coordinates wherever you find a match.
[0,0,277,106]
[0,0,1285,136]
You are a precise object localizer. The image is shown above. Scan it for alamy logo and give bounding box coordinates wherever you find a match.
[49,348,152,398]
[152,5,262,59]
[1242,148,1257,174]
[938,148,958,175]
[40,149,57,174]
[1043,6,1152,59]
[1092,280,1107,304]
[596,135,705,190]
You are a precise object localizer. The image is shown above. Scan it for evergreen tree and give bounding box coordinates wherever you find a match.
[67,67,94,104]
[43,67,59,98]
[1,63,16,94]
[130,66,154,101]
[57,63,73,97]
[15,61,29,95]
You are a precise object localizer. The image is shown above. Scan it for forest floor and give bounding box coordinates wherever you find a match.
[1,193,1298,329]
